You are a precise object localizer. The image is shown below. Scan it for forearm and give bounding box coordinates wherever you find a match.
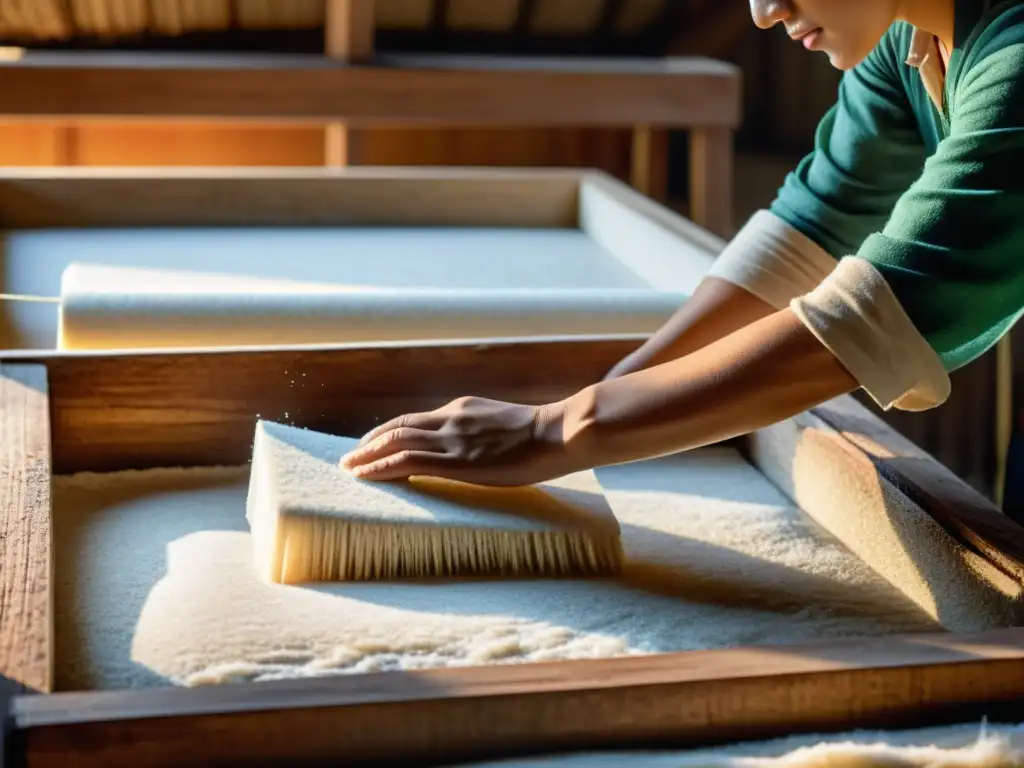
[607,209,840,381]
[557,306,858,468]
[604,277,776,379]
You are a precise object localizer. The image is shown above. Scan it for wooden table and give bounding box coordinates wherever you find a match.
[1,167,1023,767]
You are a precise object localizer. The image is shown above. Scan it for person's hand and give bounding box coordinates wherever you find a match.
[339,396,575,486]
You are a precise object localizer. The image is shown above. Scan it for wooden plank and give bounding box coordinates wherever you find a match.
[689,125,733,238]
[324,0,375,168]
[0,336,644,475]
[324,0,375,61]
[64,122,325,166]
[995,334,1013,507]
[629,124,668,203]
[0,123,69,165]
[810,396,1024,586]
[0,364,52,694]
[0,52,741,127]
[12,628,1024,767]
[0,167,582,229]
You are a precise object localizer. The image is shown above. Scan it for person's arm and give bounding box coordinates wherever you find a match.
[341,303,858,485]
[603,277,776,379]
[559,306,857,469]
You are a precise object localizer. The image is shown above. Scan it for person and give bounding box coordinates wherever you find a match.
[341,0,1024,487]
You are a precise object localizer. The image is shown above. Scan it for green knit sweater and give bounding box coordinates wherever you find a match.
[770,0,1024,372]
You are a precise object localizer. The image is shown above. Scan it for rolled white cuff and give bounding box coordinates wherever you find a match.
[707,210,839,310]
[791,256,951,412]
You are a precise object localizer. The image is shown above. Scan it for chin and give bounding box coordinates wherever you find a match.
[823,47,866,71]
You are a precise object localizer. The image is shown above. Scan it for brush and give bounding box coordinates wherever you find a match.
[245,420,624,584]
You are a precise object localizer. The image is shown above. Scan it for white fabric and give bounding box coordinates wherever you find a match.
[706,210,949,412]
[791,257,951,412]
[707,210,838,310]
[466,721,1024,766]
[54,263,687,350]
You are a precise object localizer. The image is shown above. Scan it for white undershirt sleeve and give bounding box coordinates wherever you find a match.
[707,210,951,412]
[706,209,839,310]
[791,257,951,412]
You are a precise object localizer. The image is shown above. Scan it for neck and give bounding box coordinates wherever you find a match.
[898,0,956,53]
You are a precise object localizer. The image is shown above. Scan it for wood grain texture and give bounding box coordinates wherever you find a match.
[66,123,325,166]
[0,364,52,694]
[0,52,741,127]
[0,123,68,166]
[1,337,645,475]
[0,167,582,229]
[12,628,1024,767]
[3,333,1020,593]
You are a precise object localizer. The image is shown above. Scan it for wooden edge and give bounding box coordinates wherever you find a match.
[578,171,720,294]
[746,396,1024,632]
[0,332,650,362]
[0,335,647,474]
[0,166,583,229]
[11,628,1024,767]
[0,53,741,126]
[0,364,53,695]
[809,395,1024,585]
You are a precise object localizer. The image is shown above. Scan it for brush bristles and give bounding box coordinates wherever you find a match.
[267,515,624,584]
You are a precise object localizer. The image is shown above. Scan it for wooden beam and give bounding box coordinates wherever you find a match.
[996,335,1013,507]
[0,52,741,128]
[12,628,1024,767]
[430,0,449,40]
[630,124,669,203]
[0,364,52,694]
[324,0,375,168]
[513,0,539,39]
[594,0,627,44]
[0,167,584,230]
[2,337,644,475]
[689,125,733,238]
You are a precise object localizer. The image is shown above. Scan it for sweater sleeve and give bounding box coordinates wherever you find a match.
[741,16,1024,415]
[715,27,947,411]
[845,32,1024,374]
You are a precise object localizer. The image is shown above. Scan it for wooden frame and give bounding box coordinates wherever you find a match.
[2,167,1024,766]
[0,167,723,351]
[0,49,741,236]
[2,338,1024,767]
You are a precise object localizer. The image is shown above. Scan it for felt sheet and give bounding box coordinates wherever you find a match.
[1,227,654,348]
[458,721,1024,767]
[52,445,935,692]
[53,263,685,350]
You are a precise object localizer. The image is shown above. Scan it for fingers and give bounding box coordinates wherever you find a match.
[345,450,460,481]
[356,410,445,448]
[341,427,441,471]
